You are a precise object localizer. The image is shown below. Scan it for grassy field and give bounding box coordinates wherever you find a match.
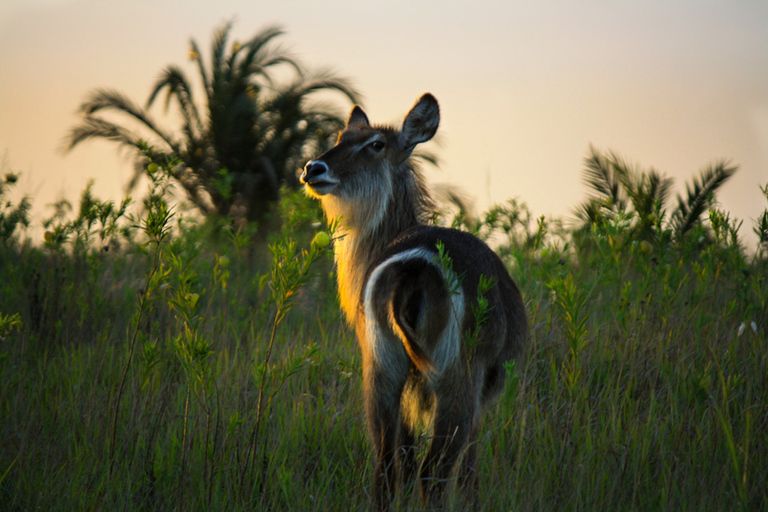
[1,172,766,511]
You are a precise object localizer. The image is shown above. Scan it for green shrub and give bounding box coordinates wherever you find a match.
[0,171,766,510]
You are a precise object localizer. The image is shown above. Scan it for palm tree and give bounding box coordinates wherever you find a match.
[669,161,738,238]
[576,146,737,242]
[66,22,361,226]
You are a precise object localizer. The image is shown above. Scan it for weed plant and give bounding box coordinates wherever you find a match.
[0,167,766,510]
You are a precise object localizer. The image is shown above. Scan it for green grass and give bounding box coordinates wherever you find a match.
[1,180,766,511]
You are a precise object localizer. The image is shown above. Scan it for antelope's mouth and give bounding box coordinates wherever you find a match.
[300,172,339,196]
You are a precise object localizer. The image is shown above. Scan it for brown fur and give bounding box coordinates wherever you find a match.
[301,94,527,510]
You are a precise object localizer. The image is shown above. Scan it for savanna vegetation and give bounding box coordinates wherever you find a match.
[1,143,766,510]
[1,22,767,509]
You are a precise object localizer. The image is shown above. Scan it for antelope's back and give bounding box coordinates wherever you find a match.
[367,225,527,364]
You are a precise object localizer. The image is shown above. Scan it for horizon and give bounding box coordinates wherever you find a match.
[1,0,767,244]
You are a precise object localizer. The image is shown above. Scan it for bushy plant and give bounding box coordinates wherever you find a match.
[0,160,766,511]
[0,172,31,246]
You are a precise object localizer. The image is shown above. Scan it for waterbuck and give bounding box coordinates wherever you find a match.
[300,94,527,509]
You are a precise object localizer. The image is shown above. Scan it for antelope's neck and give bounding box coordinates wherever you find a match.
[333,221,396,325]
[321,172,426,325]
[331,206,421,325]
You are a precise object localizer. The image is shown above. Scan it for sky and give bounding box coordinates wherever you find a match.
[1,0,767,245]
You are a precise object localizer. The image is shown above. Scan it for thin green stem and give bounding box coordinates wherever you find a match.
[109,239,163,477]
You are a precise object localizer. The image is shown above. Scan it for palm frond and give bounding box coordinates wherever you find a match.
[72,89,179,152]
[297,101,346,123]
[583,145,626,211]
[573,197,607,225]
[624,168,673,219]
[647,170,673,205]
[606,150,633,190]
[411,148,440,168]
[280,69,363,105]
[609,150,649,209]
[189,39,209,97]
[243,55,299,93]
[233,25,298,84]
[147,65,203,140]
[210,21,234,88]
[224,32,248,78]
[65,117,144,152]
[78,88,145,118]
[671,160,738,238]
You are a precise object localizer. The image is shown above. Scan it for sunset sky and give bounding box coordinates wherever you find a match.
[1,0,767,244]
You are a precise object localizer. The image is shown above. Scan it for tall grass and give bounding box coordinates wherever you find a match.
[0,169,766,510]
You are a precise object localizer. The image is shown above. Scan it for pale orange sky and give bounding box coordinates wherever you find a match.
[1,0,767,245]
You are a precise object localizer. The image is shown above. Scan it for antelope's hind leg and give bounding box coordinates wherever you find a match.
[457,424,480,510]
[418,391,476,509]
[397,418,418,500]
[363,361,411,511]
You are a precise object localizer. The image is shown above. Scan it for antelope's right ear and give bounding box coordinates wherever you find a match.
[399,93,440,152]
[347,106,370,129]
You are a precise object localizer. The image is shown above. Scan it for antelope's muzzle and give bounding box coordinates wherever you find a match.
[301,160,339,194]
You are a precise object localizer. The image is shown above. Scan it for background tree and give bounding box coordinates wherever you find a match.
[66,22,361,228]
[575,145,737,243]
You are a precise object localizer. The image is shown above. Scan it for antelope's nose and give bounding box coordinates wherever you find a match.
[301,160,329,184]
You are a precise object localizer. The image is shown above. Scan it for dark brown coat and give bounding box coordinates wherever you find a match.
[301,94,527,510]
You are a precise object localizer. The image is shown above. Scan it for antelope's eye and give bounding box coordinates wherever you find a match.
[368,140,385,151]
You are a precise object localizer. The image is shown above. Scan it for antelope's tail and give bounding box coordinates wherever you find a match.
[388,259,453,377]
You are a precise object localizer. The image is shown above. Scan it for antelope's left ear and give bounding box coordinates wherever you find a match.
[399,93,440,153]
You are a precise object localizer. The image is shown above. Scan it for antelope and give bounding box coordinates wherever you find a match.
[300,94,527,510]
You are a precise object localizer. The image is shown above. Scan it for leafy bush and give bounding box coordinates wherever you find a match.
[0,160,766,510]
[0,172,31,245]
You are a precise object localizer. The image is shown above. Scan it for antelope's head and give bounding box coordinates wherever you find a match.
[301,94,439,228]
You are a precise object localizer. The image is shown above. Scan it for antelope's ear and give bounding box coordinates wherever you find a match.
[347,106,370,129]
[399,93,439,152]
